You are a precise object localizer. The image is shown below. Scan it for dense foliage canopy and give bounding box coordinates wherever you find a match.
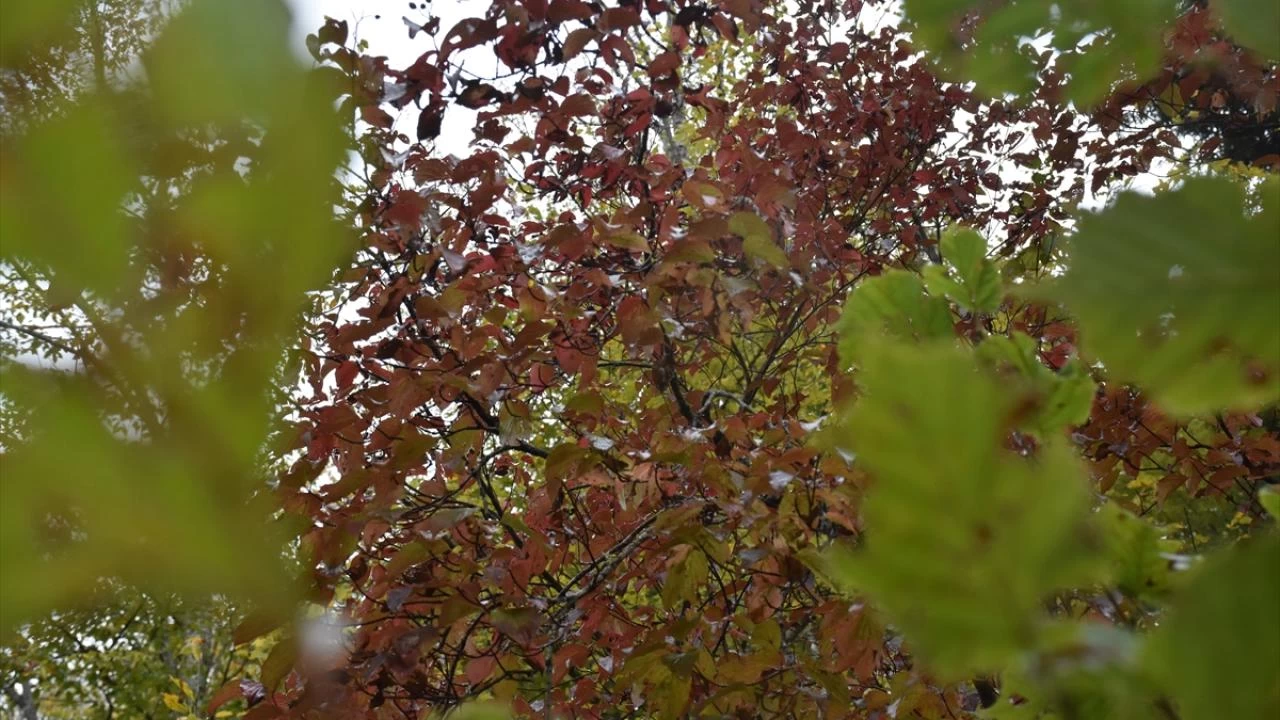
[1,0,1277,719]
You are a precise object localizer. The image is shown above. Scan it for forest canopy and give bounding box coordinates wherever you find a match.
[0,0,1277,719]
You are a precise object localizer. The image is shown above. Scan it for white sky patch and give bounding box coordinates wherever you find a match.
[287,0,486,155]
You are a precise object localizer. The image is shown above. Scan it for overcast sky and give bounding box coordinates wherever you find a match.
[282,0,1166,209]
[288,0,425,66]
[287,0,495,155]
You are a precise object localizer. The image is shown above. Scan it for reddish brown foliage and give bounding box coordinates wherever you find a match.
[255,2,1276,718]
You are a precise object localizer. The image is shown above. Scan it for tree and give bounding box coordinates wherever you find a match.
[0,0,171,135]
[0,585,266,720]
[250,1,1276,718]
[1,1,1275,719]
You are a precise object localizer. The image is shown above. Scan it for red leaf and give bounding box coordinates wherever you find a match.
[417,107,443,141]
[548,0,594,23]
[562,27,596,61]
[205,681,243,714]
[647,51,681,78]
[335,360,359,390]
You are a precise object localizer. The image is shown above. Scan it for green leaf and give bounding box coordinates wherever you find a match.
[1043,177,1280,414]
[835,271,954,367]
[823,341,1096,677]
[260,636,298,692]
[443,702,512,720]
[1095,502,1173,600]
[661,547,708,610]
[603,229,650,251]
[730,211,789,268]
[162,693,188,713]
[931,227,1003,313]
[1037,361,1098,434]
[658,673,693,720]
[1260,485,1280,518]
[976,333,1096,436]
[903,0,1180,104]
[1216,0,1280,61]
[1144,534,1280,720]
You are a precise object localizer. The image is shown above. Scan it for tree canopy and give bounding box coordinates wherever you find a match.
[1,0,1277,719]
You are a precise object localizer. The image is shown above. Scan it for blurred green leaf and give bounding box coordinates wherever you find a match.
[730,211,789,268]
[1144,533,1280,720]
[1260,485,1280,518]
[903,0,1180,105]
[822,341,1096,677]
[0,97,135,296]
[835,271,954,367]
[976,333,1096,436]
[146,0,298,127]
[0,0,79,67]
[1042,177,1280,414]
[924,227,1003,313]
[0,0,351,633]
[1215,0,1280,61]
[986,624,1163,720]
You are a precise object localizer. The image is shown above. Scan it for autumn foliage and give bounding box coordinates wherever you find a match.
[1,0,1278,719]
[262,1,1278,717]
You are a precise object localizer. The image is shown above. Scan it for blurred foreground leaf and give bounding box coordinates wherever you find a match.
[1215,0,1280,61]
[835,271,954,367]
[902,0,1179,105]
[0,0,351,633]
[1144,533,1280,720]
[1042,177,1279,414]
[822,342,1096,677]
[976,333,1096,437]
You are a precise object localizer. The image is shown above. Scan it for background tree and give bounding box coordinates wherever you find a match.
[0,585,267,720]
[0,0,171,134]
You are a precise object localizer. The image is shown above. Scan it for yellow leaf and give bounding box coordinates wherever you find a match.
[162,693,188,713]
[729,211,789,268]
